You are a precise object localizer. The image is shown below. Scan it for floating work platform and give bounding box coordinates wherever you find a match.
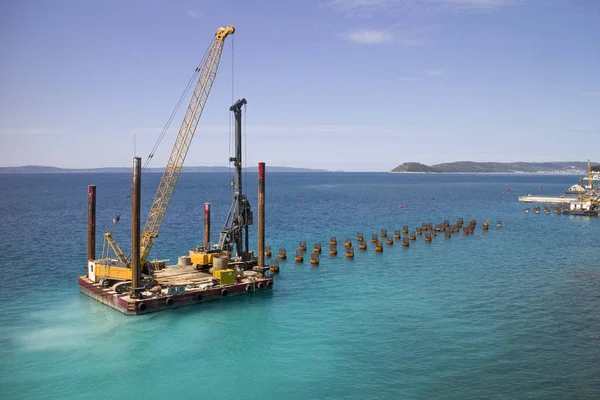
[79,264,273,316]
[80,155,272,315]
[519,194,598,217]
[77,28,278,316]
[562,209,599,217]
[518,195,578,204]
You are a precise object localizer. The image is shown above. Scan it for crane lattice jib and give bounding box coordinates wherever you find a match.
[104,233,128,264]
[139,25,235,266]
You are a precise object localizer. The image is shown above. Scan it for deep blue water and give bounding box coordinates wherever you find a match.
[0,172,599,399]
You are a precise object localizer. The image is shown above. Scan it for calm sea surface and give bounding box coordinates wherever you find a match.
[0,172,599,399]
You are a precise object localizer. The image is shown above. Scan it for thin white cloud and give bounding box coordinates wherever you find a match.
[326,0,392,12]
[187,10,201,18]
[426,69,445,76]
[324,0,514,15]
[446,0,511,7]
[397,36,428,45]
[344,28,426,45]
[0,129,67,136]
[396,69,444,81]
[328,0,389,7]
[325,0,514,44]
[346,29,393,44]
[133,124,414,138]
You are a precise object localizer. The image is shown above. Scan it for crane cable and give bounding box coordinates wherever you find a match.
[231,32,235,108]
[142,39,213,172]
[104,39,214,235]
[229,33,235,197]
[243,102,247,197]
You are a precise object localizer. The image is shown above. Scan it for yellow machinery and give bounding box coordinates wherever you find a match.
[586,159,595,189]
[103,233,128,264]
[93,25,235,285]
[189,249,227,268]
[213,269,236,285]
[578,160,597,203]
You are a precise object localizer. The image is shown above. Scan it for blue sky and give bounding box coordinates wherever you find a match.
[1,0,598,171]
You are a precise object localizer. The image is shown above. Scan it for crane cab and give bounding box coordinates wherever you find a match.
[189,248,228,269]
[88,258,132,287]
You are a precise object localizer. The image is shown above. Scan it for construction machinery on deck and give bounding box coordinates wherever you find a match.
[190,98,255,266]
[89,25,236,287]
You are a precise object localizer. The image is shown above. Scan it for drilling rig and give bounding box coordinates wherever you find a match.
[190,98,257,267]
[218,99,254,258]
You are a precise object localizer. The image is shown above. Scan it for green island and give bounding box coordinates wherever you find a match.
[391,161,599,174]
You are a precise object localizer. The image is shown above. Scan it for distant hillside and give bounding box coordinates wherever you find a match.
[391,161,598,173]
[0,165,67,173]
[0,165,330,173]
[390,162,438,173]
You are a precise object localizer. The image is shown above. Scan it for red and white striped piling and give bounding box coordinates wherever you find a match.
[204,203,211,248]
[87,185,96,261]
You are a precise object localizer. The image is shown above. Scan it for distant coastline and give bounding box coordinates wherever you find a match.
[2,162,598,174]
[0,165,331,174]
[391,161,599,174]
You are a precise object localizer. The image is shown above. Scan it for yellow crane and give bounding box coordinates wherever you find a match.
[586,159,595,189]
[94,25,235,285]
[139,24,234,267]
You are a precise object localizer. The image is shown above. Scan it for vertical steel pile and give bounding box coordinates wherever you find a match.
[204,203,211,248]
[131,157,141,291]
[87,185,96,261]
[258,162,265,268]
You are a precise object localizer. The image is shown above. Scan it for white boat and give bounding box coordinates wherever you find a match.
[565,160,596,194]
[565,183,586,194]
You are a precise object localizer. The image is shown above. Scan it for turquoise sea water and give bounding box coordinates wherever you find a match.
[0,172,599,399]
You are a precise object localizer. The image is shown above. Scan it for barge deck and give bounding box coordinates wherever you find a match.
[79,265,273,315]
[518,195,578,204]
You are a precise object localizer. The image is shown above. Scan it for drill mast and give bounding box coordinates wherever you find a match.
[217,98,253,259]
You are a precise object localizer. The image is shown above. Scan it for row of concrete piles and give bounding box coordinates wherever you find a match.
[268,217,502,267]
[525,204,565,215]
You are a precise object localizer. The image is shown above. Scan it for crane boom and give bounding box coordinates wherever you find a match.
[137,25,235,266]
[103,233,128,264]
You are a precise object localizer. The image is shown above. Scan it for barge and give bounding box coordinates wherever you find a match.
[80,153,272,316]
[79,264,272,316]
[518,195,578,204]
[519,160,598,216]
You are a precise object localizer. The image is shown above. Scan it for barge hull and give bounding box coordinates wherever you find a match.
[78,275,273,316]
[562,210,599,217]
